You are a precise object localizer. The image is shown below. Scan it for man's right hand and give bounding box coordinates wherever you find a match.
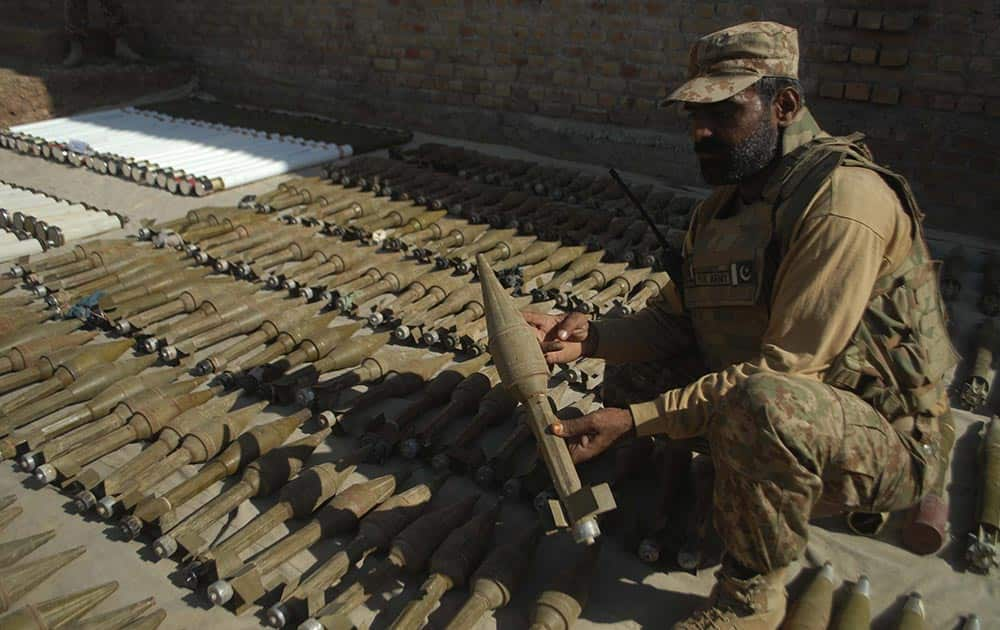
[521,311,595,365]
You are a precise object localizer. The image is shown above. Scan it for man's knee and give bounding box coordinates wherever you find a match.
[709,373,828,470]
[715,373,796,435]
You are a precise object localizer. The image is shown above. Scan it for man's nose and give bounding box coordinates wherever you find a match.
[692,119,713,143]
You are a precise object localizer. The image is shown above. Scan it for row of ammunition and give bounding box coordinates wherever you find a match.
[0,181,127,261]
[382,142,703,225]
[783,562,981,630]
[0,495,165,629]
[0,161,629,629]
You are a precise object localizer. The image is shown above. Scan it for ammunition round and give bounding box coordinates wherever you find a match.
[637,539,661,563]
[152,535,177,558]
[367,312,384,327]
[73,491,97,512]
[18,453,36,472]
[96,496,118,519]
[571,518,601,546]
[160,346,179,362]
[207,580,234,606]
[266,604,288,628]
[35,463,57,483]
[119,516,142,540]
[193,251,210,264]
[193,360,213,375]
[677,547,701,570]
[299,620,323,630]
[421,331,440,346]
[115,320,132,335]
[266,275,282,289]
[141,337,160,354]
[214,260,231,273]
[393,326,410,341]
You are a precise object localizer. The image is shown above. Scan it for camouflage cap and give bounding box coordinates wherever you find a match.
[662,21,799,105]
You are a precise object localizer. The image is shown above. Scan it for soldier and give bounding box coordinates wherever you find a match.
[63,0,143,67]
[524,22,956,630]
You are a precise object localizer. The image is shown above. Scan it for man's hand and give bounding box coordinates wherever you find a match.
[550,407,635,464]
[521,310,595,365]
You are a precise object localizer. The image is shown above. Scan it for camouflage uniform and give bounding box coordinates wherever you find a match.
[594,21,957,578]
[65,0,127,38]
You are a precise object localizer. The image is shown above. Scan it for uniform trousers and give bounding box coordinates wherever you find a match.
[602,358,933,573]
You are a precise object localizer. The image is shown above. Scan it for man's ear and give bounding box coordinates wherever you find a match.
[774,87,802,128]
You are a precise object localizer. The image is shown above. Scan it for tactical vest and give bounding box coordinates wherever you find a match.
[682,133,958,466]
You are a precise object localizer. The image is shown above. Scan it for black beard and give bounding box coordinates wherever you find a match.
[696,119,780,186]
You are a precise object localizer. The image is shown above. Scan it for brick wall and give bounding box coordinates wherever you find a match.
[7,0,1000,238]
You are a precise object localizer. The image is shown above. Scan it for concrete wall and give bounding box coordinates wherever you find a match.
[8,0,1000,237]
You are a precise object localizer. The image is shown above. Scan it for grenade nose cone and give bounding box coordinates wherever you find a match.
[74,491,97,512]
[96,496,118,519]
[119,516,142,540]
[207,580,234,606]
[35,464,57,483]
[266,604,287,628]
[19,454,37,472]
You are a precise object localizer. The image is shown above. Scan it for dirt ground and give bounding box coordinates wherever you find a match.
[0,58,191,129]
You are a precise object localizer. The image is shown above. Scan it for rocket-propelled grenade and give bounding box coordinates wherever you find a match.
[477,255,614,545]
[968,415,1000,574]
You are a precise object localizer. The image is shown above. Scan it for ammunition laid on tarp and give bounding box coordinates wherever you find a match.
[968,416,1000,574]
[212,474,397,613]
[783,562,835,630]
[896,593,929,630]
[120,408,309,539]
[528,541,601,630]
[268,477,445,627]
[153,429,330,559]
[305,494,478,630]
[832,575,871,630]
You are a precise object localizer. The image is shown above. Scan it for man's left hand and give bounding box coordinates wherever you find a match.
[550,407,635,464]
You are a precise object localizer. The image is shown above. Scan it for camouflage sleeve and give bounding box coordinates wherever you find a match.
[628,169,911,438]
[588,292,696,364]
